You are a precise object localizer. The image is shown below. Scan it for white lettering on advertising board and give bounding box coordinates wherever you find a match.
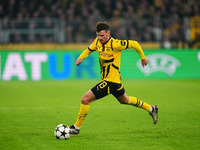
[3,53,27,80]
[137,53,181,76]
[25,53,47,80]
[1,53,48,81]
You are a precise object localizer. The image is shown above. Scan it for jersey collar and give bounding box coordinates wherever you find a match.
[102,36,111,45]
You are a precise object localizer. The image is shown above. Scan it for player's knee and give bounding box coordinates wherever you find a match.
[81,94,90,105]
[118,100,128,104]
[117,94,129,104]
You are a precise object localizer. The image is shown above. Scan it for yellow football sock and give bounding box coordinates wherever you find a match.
[128,96,151,112]
[74,104,90,128]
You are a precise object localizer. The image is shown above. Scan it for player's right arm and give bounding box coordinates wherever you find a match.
[76,37,98,66]
[76,49,92,66]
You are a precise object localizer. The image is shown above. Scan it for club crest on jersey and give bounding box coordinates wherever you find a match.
[106,48,110,52]
[137,54,181,76]
[121,40,126,46]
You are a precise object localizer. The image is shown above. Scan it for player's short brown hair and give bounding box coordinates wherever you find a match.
[96,22,110,32]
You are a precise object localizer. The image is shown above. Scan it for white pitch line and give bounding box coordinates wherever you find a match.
[0,105,128,110]
[0,106,79,110]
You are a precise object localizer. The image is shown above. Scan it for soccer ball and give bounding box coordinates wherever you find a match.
[54,124,70,140]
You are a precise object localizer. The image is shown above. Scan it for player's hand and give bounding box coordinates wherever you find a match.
[141,58,148,68]
[76,58,83,66]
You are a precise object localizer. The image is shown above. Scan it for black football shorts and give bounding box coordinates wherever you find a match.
[91,80,125,99]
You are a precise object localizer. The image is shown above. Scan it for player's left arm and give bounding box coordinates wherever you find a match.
[115,40,148,67]
[129,40,148,68]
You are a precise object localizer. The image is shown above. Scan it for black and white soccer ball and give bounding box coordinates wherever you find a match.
[54,124,70,140]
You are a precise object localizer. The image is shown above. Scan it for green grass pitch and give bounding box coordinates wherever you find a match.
[0,80,200,150]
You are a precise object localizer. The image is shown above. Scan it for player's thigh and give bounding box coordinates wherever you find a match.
[109,83,128,104]
[91,80,109,99]
[116,93,129,104]
[81,90,96,105]
[110,82,125,98]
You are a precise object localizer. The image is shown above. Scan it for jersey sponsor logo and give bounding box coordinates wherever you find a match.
[137,54,181,76]
[99,52,113,57]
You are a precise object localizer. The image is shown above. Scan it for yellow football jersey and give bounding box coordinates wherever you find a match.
[78,37,145,83]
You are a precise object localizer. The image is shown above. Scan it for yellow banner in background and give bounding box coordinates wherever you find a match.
[0,43,160,50]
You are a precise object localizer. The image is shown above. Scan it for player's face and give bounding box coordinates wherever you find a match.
[96,30,110,44]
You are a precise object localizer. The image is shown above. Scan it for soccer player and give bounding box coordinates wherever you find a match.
[69,22,158,135]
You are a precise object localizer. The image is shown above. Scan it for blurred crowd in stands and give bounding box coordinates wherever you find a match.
[0,0,200,48]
